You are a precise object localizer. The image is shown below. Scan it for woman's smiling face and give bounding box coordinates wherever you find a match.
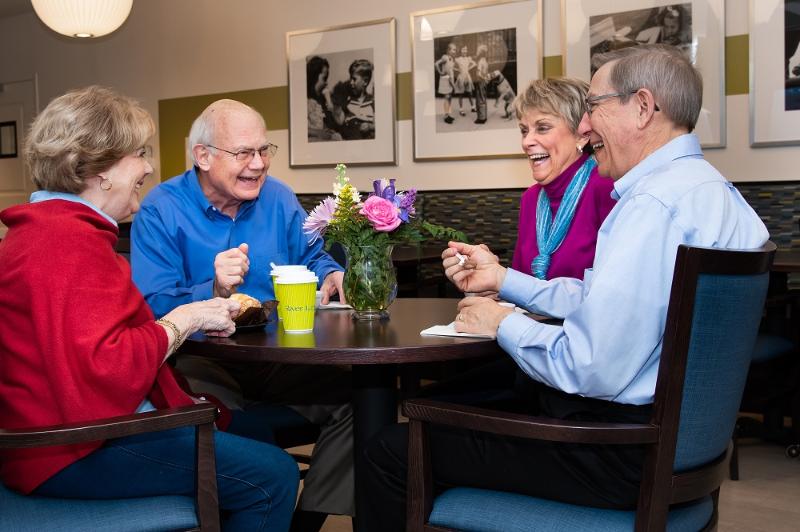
[519,109,583,186]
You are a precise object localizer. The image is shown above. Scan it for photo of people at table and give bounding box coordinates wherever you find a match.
[306,48,375,142]
[785,0,800,110]
[432,28,518,132]
[589,4,693,75]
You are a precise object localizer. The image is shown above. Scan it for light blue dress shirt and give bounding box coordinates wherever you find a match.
[131,168,342,318]
[29,191,117,227]
[496,134,769,405]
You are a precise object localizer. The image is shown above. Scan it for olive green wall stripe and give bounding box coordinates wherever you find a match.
[158,86,288,180]
[543,55,563,78]
[158,38,751,179]
[396,71,412,121]
[726,34,748,96]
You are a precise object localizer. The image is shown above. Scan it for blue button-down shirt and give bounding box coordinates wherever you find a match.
[496,134,769,405]
[131,168,342,318]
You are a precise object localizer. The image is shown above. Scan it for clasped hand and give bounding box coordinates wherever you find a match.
[214,243,250,298]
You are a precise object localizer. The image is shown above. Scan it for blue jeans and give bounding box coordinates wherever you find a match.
[35,427,299,532]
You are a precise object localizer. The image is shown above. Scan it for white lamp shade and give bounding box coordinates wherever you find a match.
[31,0,133,38]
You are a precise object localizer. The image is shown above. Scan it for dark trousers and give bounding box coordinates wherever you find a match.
[361,360,652,532]
[174,356,356,516]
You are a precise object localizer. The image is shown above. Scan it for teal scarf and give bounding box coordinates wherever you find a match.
[531,156,596,279]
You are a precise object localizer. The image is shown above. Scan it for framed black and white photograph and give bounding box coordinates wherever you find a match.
[563,0,726,148]
[0,121,17,158]
[411,0,542,161]
[750,0,800,146]
[287,18,396,167]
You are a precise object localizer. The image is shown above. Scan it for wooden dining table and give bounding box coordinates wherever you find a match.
[180,297,506,531]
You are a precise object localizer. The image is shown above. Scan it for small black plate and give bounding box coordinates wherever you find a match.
[233,322,268,333]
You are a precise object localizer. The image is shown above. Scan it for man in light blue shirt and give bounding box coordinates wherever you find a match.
[361,45,770,531]
[447,54,769,406]
[132,99,354,524]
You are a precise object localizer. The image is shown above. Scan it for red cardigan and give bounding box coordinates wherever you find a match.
[0,200,193,494]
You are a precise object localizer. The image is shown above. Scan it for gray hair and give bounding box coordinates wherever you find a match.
[187,99,265,165]
[513,77,589,133]
[592,44,702,132]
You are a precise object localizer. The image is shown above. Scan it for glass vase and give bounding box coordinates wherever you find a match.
[343,244,397,320]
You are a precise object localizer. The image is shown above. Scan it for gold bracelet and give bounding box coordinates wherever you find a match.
[156,318,183,354]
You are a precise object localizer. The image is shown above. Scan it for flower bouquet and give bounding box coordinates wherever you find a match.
[304,164,465,319]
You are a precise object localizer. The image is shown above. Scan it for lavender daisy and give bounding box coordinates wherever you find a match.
[303,196,336,243]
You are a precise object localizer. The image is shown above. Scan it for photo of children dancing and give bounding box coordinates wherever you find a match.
[432,28,518,133]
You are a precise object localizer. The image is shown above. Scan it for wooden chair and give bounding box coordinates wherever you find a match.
[404,242,776,532]
[0,403,220,532]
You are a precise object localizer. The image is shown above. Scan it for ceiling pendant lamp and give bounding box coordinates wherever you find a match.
[31,0,133,38]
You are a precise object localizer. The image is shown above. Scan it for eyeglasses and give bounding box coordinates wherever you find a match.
[584,90,638,114]
[585,89,660,114]
[206,143,278,162]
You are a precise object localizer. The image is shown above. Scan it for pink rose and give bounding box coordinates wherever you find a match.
[360,196,401,232]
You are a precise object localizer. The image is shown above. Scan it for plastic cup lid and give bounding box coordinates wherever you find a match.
[275,270,318,284]
[270,265,308,276]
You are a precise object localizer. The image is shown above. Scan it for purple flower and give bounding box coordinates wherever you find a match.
[396,189,416,222]
[303,197,336,243]
[372,178,396,201]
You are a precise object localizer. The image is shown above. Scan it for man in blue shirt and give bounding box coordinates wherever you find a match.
[132,99,354,526]
[361,45,770,531]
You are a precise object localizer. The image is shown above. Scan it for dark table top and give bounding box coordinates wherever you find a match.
[181,298,505,365]
[772,250,800,273]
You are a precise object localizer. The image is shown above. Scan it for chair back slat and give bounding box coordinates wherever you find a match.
[673,272,769,470]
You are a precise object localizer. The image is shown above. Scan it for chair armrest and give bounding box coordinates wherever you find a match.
[403,398,659,445]
[0,403,221,532]
[0,403,219,449]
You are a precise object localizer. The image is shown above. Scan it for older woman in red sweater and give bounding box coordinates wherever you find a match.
[0,86,297,532]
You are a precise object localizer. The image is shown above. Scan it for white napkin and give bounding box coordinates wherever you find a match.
[317,301,352,310]
[315,290,352,309]
[420,322,495,339]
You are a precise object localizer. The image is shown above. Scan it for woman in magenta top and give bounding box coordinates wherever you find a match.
[511,78,616,280]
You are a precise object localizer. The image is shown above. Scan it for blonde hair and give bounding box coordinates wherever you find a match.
[25,85,154,193]
[513,77,589,133]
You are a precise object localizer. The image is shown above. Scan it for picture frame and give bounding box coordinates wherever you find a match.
[0,121,17,158]
[562,0,726,148]
[287,18,396,167]
[410,0,542,161]
[750,0,800,147]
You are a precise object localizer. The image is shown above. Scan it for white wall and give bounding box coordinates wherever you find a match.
[0,0,796,209]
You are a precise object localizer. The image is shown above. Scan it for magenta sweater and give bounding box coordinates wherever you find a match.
[511,154,616,280]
